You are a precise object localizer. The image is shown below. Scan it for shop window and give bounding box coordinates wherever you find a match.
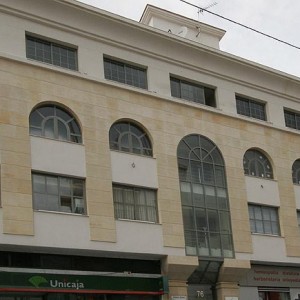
[292,159,300,184]
[29,104,82,143]
[113,184,158,223]
[104,57,147,89]
[177,134,234,258]
[109,121,152,156]
[284,109,300,131]
[236,95,266,120]
[26,35,78,70]
[258,289,291,300]
[170,77,216,107]
[248,204,280,235]
[32,173,85,214]
[243,149,273,179]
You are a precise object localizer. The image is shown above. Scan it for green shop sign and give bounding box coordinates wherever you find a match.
[0,271,168,294]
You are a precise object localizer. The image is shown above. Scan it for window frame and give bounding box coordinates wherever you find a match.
[284,109,300,130]
[26,35,78,71]
[112,184,158,223]
[292,159,300,184]
[243,149,273,179]
[103,57,148,89]
[109,121,152,157]
[170,76,216,107]
[236,95,266,121]
[177,134,234,258]
[29,104,82,144]
[248,204,280,236]
[32,172,86,215]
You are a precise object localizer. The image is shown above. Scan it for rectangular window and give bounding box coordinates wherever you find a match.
[236,95,266,120]
[297,210,300,228]
[32,173,85,214]
[104,57,147,89]
[170,77,216,107]
[113,185,158,223]
[284,109,300,130]
[26,35,78,70]
[248,204,280,235]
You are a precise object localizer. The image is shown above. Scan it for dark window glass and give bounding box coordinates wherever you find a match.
[284,109,300,130]
[104,58,147,89]
[109,121,152,156]
[32,173,85,214]
[236,96,266,120]
[297,210,300,228]
[243,149,273,179]
[29,105,82,143]
[248,204,280,235]
[113,185,158,223]
[26,36,77,70]
[170,77,216,107]
[292,159,300,184]
[177,134,234,258]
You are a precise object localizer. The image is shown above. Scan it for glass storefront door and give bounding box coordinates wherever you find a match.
[259,291,291,300]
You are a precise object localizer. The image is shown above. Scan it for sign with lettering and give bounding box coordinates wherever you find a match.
[0,271,167,294]
[239,265,300,288]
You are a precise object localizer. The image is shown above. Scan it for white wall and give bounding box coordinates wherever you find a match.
[245,176,280,206]
[31,136,86,177]
[0,209,184,257]
[110,151,158,188]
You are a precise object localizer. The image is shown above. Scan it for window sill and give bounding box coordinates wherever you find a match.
[34,209,87,217]
[251,232,282,238]
[116,218,160,225]
[244,174,277,182]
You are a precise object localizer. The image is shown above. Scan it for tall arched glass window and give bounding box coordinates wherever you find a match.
[29,104,82,143]
[292,159,300,184]
[177,134,234,258]
[109,121,152,156]
[243,149,273,179]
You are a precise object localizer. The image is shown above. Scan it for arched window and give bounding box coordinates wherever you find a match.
[109,121,152,156]
[177,134,234,258]
[292,159,300,184]
[29,105,82,143]
[243,149,273,179]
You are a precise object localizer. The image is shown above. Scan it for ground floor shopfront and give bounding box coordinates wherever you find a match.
[239,264,300,300]
[0,271,166,300]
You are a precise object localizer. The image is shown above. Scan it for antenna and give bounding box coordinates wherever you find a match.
[197,1,217,19]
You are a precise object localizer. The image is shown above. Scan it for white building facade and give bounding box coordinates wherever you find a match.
[0,1,300,300]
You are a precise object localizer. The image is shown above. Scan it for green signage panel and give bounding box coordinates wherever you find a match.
[0,272,168,294]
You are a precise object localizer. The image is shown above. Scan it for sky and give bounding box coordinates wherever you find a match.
[77,0,300,78]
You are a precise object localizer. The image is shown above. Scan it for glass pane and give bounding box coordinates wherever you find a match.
[205,186,217,209]
[60,177,71,195]
[183,207,195,230]
[33,174,46,193]
[46,176,58,195]
[57,120,68,141]
[181,182,192,205]
[219,211,231,233]
[195,208,207,231]
[209,233,221,257]
[44,118,55,139]
[192,183,204,207]
[38,106,54,118]
[46,195,59,211]
[30,110,44,127]
[221,234,233,257]
[197,232,209,256]
[73,179,84,197]
[208,210,219,232]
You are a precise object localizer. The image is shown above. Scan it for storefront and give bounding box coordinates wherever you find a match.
[0,271,168,300]
[239,265,300,300]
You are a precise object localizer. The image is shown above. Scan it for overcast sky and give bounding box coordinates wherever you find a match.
[77,0,300,78]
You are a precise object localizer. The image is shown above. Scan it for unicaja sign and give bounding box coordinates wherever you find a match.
[50,279,85,289]
[29,276,84,290]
